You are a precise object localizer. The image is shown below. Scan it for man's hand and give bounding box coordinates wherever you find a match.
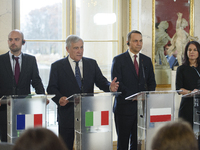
[110,77,119,92]
[59,96,69,106]
[192,89,199,93]
[46,99,50,105]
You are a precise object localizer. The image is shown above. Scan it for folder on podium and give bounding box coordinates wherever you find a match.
[126,91,180,150]
[0,94,47,143]
[68,92,120,150]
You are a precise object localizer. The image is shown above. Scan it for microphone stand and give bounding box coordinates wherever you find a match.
[12,55,16,95]
[141,60,147,91]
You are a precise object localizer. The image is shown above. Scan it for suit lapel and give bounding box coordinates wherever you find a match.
[3,52,14,80]
[125,51,138,78]
[82,57,90,91]
[139,54,146,81]
[139,53,143,80]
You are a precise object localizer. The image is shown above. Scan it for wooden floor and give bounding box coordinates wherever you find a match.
[113,141,117,150]
[156,84,171,91]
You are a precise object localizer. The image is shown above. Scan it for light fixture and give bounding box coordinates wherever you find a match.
[93,13,116,25]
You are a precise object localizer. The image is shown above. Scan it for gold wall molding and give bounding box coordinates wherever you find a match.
[190,0,194,36]
[129,0,131,32]
[152,0,155,68]
[70,0,73,35]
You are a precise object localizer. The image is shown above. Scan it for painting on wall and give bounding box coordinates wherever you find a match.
[155,0,192,67]
[155,0,190,38]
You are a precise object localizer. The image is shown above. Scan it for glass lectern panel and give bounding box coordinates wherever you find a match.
[71,92,119,150]
[126,91,178,150]
[4,94,47,143]
[183,91,200,141]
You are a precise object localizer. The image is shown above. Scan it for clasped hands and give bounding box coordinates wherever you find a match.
[179,88,199,95]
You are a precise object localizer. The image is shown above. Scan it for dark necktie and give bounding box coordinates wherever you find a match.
[15,57,20,85]
[75,61,82,90]
[134,55,139,76]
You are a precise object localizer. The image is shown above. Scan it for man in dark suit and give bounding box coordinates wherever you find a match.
[0,29,45,142]
[47,35,119,150]
[111,30,156,150]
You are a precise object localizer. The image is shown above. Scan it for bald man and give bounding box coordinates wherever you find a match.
[0,29,45,142]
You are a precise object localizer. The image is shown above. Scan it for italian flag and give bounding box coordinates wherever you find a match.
[17,114,43,130]
[85,111,109,127]
[150,108,171,123]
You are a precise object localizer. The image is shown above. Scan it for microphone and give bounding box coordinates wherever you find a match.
[192,66,200,77]
[12,55,16,94]
[81,78,84,93]
[141,59,147,91]
[12,55,15,74]
[192,66,200,89]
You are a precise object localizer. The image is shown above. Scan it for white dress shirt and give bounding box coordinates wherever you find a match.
[9,51,22,73]
[128,50,139,66]
[68,56,83,78]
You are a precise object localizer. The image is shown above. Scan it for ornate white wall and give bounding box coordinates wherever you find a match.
[131,0,153,58]
[194,0,200,40]
[0,0,13,54]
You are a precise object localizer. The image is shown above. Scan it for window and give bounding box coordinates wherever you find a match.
[17,0,120,92]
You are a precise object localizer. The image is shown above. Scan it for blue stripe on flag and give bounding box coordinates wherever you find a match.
[17,114,25,130]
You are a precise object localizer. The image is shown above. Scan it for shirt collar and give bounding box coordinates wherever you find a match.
[68,55,82,63]
[128,49,139,58]
[9,51,22,60]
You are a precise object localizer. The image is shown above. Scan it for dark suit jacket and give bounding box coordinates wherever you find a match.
[47,56,110,128]
[111,50,156,115]
[0,52,45,122]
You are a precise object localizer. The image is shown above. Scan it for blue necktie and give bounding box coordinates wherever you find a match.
[75,61,82,90]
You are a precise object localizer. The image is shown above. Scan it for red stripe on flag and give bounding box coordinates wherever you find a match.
[101,111,109,125]
[150,115,171,123]
[34,114,42,127]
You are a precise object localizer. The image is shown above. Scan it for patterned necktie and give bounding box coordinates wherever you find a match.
[14,57,20,85]
[75,61,82,90]
[134,55,139,76]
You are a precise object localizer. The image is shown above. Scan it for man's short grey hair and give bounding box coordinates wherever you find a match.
[66,35,84,49]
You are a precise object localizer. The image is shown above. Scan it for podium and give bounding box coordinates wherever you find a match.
[126,91,179,150]
[182,91,200,140]
[68,92,120,150]
[1,94,47,143]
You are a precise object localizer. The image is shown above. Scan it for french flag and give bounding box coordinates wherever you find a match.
[150,108,171,123]
[17,114,43,130]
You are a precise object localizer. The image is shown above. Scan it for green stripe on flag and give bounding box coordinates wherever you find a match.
[85,112,93,126]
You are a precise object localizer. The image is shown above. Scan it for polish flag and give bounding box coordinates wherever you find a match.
[85,111,109,127]
[150,108,171,123]
[17,114,43,130]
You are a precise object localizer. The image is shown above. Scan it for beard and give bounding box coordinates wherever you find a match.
[9,44,21,53]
